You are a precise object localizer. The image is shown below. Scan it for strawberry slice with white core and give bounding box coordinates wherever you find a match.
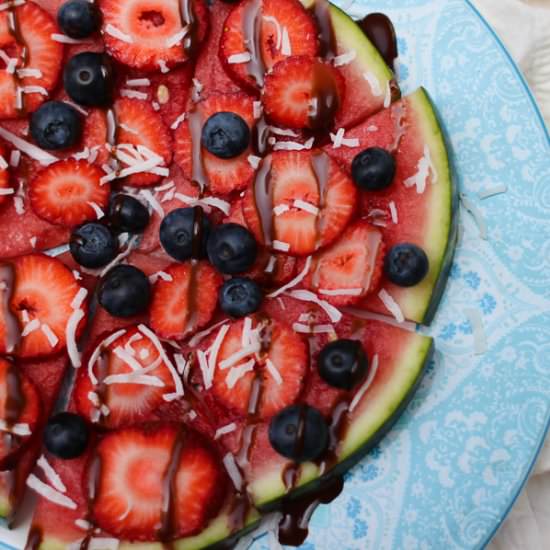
[301,221,385,307]
[29,160,109,227]
[6,254,88,359]
[0,144,11,207]
[174,92,256,195]
[100,0,209,71]
[149,261,222,341]
[75,326,177,429]
[242,150,357,256]
[210,317,307,419]
[0,2,63,118]
[91,424,227,541]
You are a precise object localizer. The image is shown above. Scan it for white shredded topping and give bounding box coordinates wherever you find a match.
[265,359,282,385]
[16,67,42,78]
[174,353,187,376]
[349,354,379,412]
[389,200,398,224]
[460,193,488,240]
[263,15,282,49]
[51,33,89,44]
[29,236,37,248]
[265,255,277,274]
[215,423,237,440]
[478,184,508,199]
[220,344,260,371]
[378,289,405,323]
[269,126,298,137]
[228,52,252,64]
[268,256,312,299]
[37,455,66,493]
[22,85,48,96]
[21,318,40,337]
[126,78,151,87]
[333,50,356,67]
[272,137,315,151]
[0,188,14,196]
[20,309,30,323]
[207,323,230,386]
[157,59,170,73]
[174,192,230,215]
[26,474,77,510]
[293,199,319,216]
[248,155,261,169]
[330,128,360,149]
[226,359,255,389]
[273,204,290,217]
[9,150,20,167]
[149,271,173,284]
[170,112,187,130]
[384,80,392,108]
[192,78,203,102]
[41,323,59,347]
[74,519,92,531]
[113,345,146,372]
[0,126,57,165]
[64,100,88,116]
[67,288,88,368]
[0,420,31,436]
[281,27,291,55]
[166,26,189,48]
[363,72,383,96]
[188,320,228,347]
[104,372,165,387]
[287,289,343,323]
[88,329,127,384]
[273,240,290,252]
[464,308,488,355]
[404,144,437,194]
[72,270,82,281]
[0,0,25,12]
[87,201,105,220]
[139,189,164,218]
[120,89,148,100]
[253,101,263,119]
[197,350,211,389]
[105,24,133,43]
[223,453,243,490]
[318,288,363,297]
[292,323,335,334]
[88,392,100,407]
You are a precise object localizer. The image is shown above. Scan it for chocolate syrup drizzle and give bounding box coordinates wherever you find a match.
[242,0,265,87]
[184,206,203,336]
[357,13,398,69]
[179,0,199,58]
[0,264,21,354]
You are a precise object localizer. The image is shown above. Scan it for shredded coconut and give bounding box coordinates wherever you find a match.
[105,24,133,43]
[253,101,263,119]
[263,15,282,49]
[16,67,42,78]
[281,27,291,55]
[120,89,148,100]
[139,189,164,218]
[27,474,77,510]
[226,359,255,389]
[41,324,59,347]
[197,349,211,389]
[273,204,290,217]
[272,137,315,151]
[265,359,282,385]
[292,323,334,334]
[170,112,187,130]
[269,126,298,137]
[0,126,58,165]
[126,78,151,87]
[287,289,342,323]
[383,80,392,108]
[215,423,237,440]
[219,344,260,371]
[460,193,488,240]
[188,320,228,347]
[378,289,405,323]
[268,256,312,298]
[265,255,277,274]
[21,318,40,337]
[157,59,170,73]
[363,72,383,96]
[330,128,360,149]
[88,329,127,384]
[51,33,89,44]
[149,271,173,284]
[248,155,261,169]
[87,201,105,220]
[318,288,363,297]
[389,200,398,224]
[207,323,230,385]
[174,354,187,376]
[0,420,31,436]
[104,372,165,387]
[228,52,252,64]
[464,308,488,355]
[349,354,379,412]
[223,453,243,491]
[273,240,290,252]
[404,144,437,193]
[9,150,20,167]
[37,455,66,493]
[332,50,356,67]
[293,199,319,216]
[0,188,14,196]
[74,519,92,531]
[166,26,189,48]
[98,235,139,277]
[29,236,37,248]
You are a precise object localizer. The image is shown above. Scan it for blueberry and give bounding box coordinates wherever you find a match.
[384,243,429,287]
[30,101,82,150]
[98,265,151,318]
[108,194,150,233]
[207,223,257,274]
[160,207,211,262]
[269,405,329,463]
[219,277,262,317]
[318,339,368,390]
[201,112,250,159]
[57,0,101,39]
[70,222,118,268]
[44,412,89,459]
[351,147,396,191]
[64,52,114,107]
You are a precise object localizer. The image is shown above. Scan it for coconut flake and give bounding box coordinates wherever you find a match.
[88,391,100,407]
[332,50,356,67]
[66,306,85,368]
[292,323,334,334]
[126,78,151,87]
[157,59,170,73]
[253,101,263,119]
[228,52,252,64]
[215,423,237,440]
[72,270,82,281]
[268,256,312,298]
[219,344,260,371]
[478,184,508,200]
[330,128,360,149]
[149,271,173,284]
[41,324,59,347]
[464,308,488,355]
[263,15,282,49]
[112,345,146,372]
[389,200,398,224]
[166,26,189,48]
[87,201,105,220]
[51,33,89,44]
[363,72,383,96]
[383,80,392,108]
[174,192,230,215]
[378,289,404,323]
[188,320,228,347]
[88,329,127,384]
[349,354,379,412]
[120,89,148,100]
[404,144,437,194]
[273,137,315,151]
[192,78,203,102]
[104,372,165,386]
[273,240,290,252]
[265,359,282,385]
[22,85,48,96]
[9,149,20,167]
[293,199,319,216]
[223,453,243,490]
[105,24,133,43]
[226,359,255,389]
[139,189,164,218]
[197,349,211,389]
[74,519,92,531]
[265,255,277,274]
[174,354,187,376]
[241,317,253,347]
[273,204,290,217]
[460,193,488,240]
[21,318,40,337]
[0,187,13,196]
[98,235,139,277]
[318,288,363,297]
[27,474,77,510]
[170,112,187,130]
[269,127,298,137]
[29,236,37,249]
[288,289,342,323]
[37,455,66,493]
[248,155,261,169]
[207,323,230,383]
[281,27,291,55]
[0,126,58,165]
[0,420,31,436]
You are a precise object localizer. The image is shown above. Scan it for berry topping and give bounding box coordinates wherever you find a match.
[263,56,345,130]
[30,102,83,151]
[63,52,115,107]
[98,265,151,318]
[318,339,368,390]
[207,223,258,275]
[174,92,256,195]
[242,151,357,256]
[43,412,89,460]
[302,221,385,306]
[70,222,119,269]
[201,112,250,159]
[219,277,263,318]
[75,326,178,428]
[90,424,226,540]
[219,0,319,90]
[57,0,102,39]
[384,243,429,287]
[0,358,40,467]
[210,318,307,419]
[100,0,209,70]
[29,160,109,227]
[351,147,396,191]
[6,254,89,359]
[149,262,222,340]
[268,404,329,462]
[160,207,211,262]
[108,194,150,233]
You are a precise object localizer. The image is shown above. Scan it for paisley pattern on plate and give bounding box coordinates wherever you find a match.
[250,0,550,548]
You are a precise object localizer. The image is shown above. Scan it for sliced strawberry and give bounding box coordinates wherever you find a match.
[0,357,41,468]
[75,326,178,429]
[210,317,308,419]
[78,109,110,166]
[174,92,256,195]
[245,249,298,287]
[301,221,385,306]
[220,0,318,91]
[90,424,226,541]
[0,144,11,208]
[263,56,345,130]
[149,261,222,341]
[242,150,357,255]
[0,2,63,118]
[6,254,89,359]
[28,160,109,227]
[100,0,209,71]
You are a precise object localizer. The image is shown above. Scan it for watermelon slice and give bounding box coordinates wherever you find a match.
[325,87,458,324]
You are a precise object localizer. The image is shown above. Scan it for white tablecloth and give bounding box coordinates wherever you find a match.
[472,1,550,549]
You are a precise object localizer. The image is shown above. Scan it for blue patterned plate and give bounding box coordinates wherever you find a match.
[248,0,550,548]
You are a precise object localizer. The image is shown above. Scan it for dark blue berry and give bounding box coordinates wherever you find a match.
[57,0,101,39]
[207,223,257,274]
[318,339,368,390]
[30,101,82,150]
[98,265,151,318]
[351,147,395,191]
[201,112,250,159]
[70,222,118,268]
[384,243,429,287]
[269,405,329,463]
[108,194,150,233]
[64,52,114,107]
[219,277,262,317]
[160,207,211,262]
[44,412,89,459]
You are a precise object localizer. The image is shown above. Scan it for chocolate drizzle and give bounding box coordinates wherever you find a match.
[179,0,199,57]
[0,264,21,354]
[357,13,398,69]
[309,63,340,130]
[242,0,265,87]
[310,151,329,249]
[6,4,28,115]
[252,156,274,247]
[311,0,337,59]
[187,108,208,192]
[184,207,203,336]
